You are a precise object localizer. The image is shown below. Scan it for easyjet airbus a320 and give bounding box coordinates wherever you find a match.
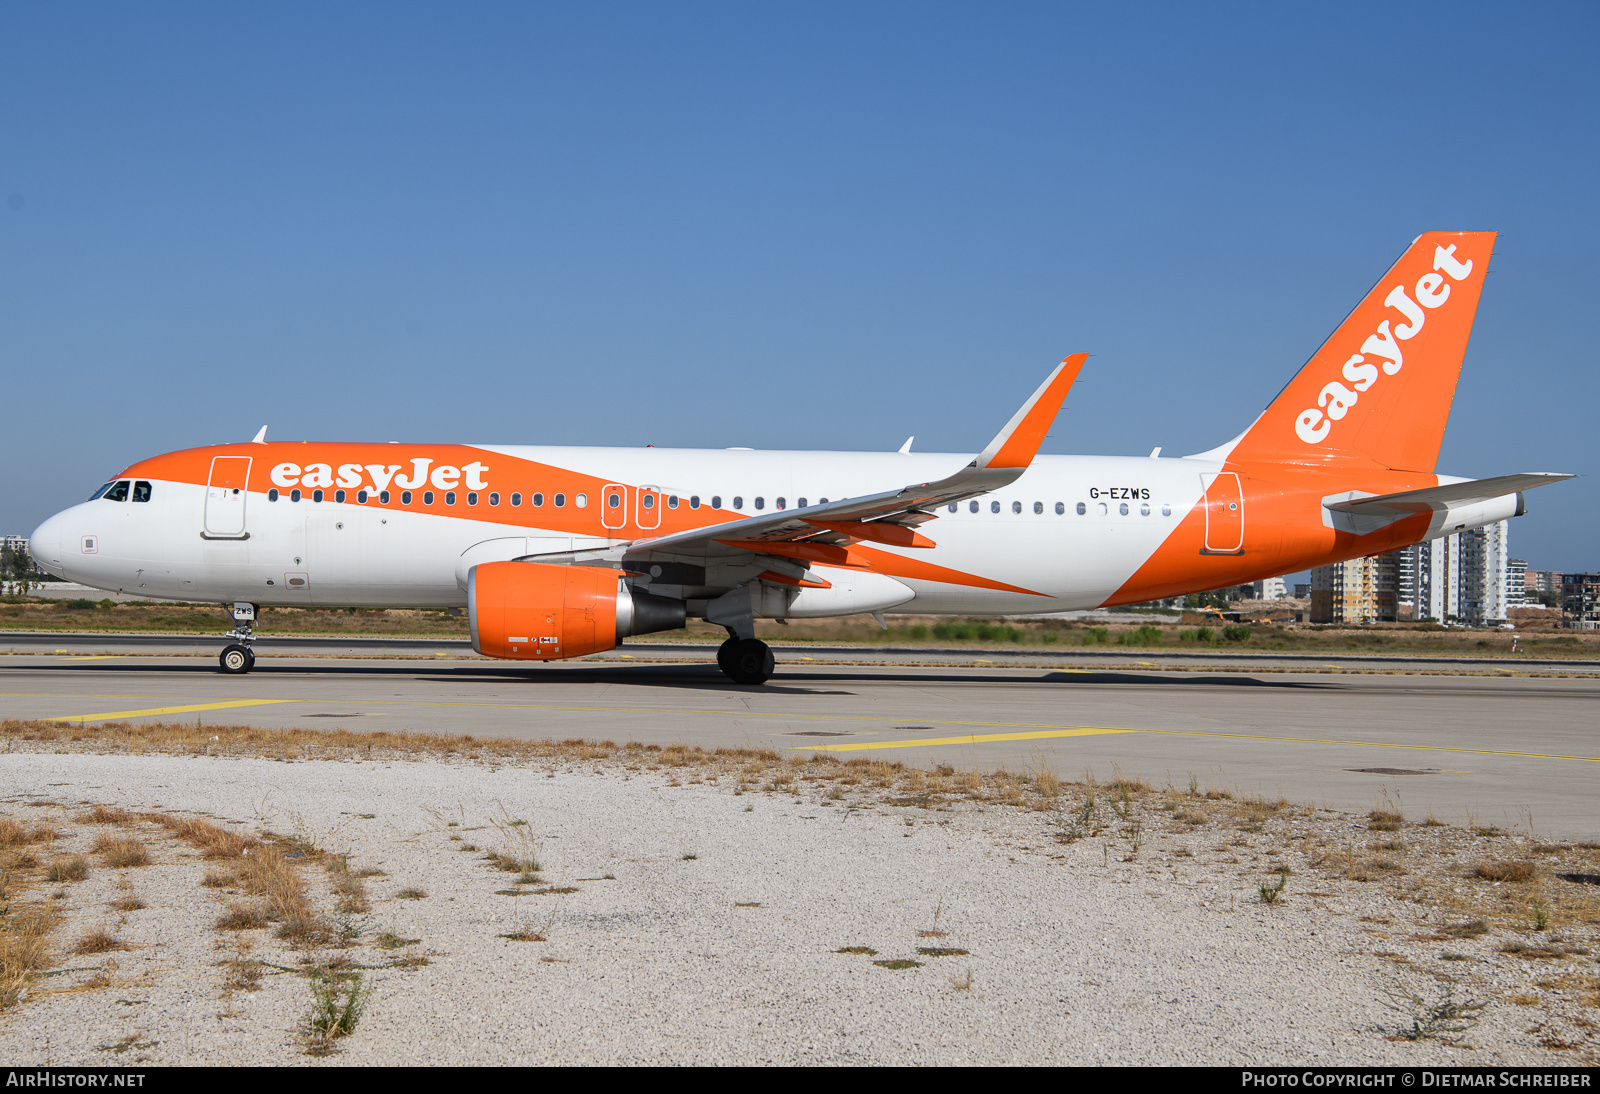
[28,233,1573,683]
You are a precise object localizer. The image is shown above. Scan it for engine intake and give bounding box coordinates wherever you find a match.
[468,561,685,660]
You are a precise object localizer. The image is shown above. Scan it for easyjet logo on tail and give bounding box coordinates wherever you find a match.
[1294,245,1476,445]
[269,457,490,493]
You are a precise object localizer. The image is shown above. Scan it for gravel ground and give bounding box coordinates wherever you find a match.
[0,748,1594,1066]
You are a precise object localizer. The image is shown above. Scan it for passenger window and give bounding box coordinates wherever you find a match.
[314,489,325,503]
[642,494,654,509]
[1097,502,1107,515]
[733,497,743,509]
[797,498,807,508]
[690,496,700,509]
[268,489,280,502]
[948,503,958,513]
[291,489,303,502]
[357,490,368,504]
[335,489,346,503]
[575,493,587,508]
[608,492,621,508]
[554,493,565,507]
[468,492,479,505]
[819,498,829,504]
[511,493,522,506]
[1161,504,1171,516]
[1119,502,1129,515]
[775,497,784,510]
[1075,502,1086,515]
[1140,502,1150,516]
[132,481,152,503]
[990,501,1000,514]
[103,481,130,502]
[489,492,500,506]
[969,501,979,513]
[1012,501,1022,514]
[711,496,721,509]
[401,491,412,505]
[380,491,390,504]
[1032,501,1043,515]
[445,491,456,505]
[423,491,434,505]
[754,497,764,510]
[533,493,544,506]
[1055,502,1065,515]
[667,496,678,509]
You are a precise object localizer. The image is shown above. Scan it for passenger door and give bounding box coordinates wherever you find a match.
[204,457,252,539]
[1200,472,1244,554]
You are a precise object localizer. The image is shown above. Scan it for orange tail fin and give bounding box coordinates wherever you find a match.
[1226,231,1496,474]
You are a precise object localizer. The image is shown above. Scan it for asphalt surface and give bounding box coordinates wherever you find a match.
[3,632,1598,841]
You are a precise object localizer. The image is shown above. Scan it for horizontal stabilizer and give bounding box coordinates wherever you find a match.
[1325,473,1575,515]
[1323,472,1574,537]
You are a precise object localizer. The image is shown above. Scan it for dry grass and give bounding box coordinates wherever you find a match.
[0,903,57,1009]
[216,901,268,931]
[77,805,132,825]
[144,813,320,941]
[1475,860,1537,883]
[46,855,89,882]
[1369,809,1405,832]
[72,928,130,955]
[91,836,149,868]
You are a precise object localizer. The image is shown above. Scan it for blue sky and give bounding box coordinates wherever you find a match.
[3,3,1597,570]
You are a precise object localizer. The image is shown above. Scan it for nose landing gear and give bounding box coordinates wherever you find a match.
[220,643,255,674]
[219,601,258,675]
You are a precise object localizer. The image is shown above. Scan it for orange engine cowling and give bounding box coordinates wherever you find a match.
[468,561,685,661]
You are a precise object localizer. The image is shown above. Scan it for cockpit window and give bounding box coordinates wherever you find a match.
[132,481,153,503]
[101,480,130,502]
[89,481,116,501]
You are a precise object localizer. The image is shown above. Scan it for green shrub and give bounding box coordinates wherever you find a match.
[1082,626,1110,645]
[1117,624,1163,647]
[1223,625,1252,642]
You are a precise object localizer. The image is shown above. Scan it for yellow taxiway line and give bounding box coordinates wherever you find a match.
[45,699,291,722]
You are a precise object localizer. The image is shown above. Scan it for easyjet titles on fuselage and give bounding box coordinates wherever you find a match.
[270,458,492,495]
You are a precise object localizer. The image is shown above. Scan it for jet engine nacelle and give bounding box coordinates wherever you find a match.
[468,561,685,660]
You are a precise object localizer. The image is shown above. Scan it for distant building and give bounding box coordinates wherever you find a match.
[1251,576,1287,601]
[1526,569,1563,598]
[1316,520,1513,625]
[2,536,26,555]
[1562,574,1600,630]
[1311,554,1397,623]
[1293,583,1311,599]
[1506,558,1527,609]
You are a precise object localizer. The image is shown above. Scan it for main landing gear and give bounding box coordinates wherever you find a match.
[218,601,257,675]
[717,637,774,685]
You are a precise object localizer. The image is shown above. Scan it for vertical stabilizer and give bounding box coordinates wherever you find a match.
[1226,232,1495,473]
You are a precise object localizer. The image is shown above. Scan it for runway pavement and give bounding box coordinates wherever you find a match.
[3,633,1598,841]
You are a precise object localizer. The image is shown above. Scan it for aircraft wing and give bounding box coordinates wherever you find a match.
[519,353,1086,570]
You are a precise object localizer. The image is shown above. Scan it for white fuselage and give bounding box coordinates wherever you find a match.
[30,447,1221,615]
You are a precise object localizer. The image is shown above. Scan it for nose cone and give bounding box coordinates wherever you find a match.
[28,512,67,579]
